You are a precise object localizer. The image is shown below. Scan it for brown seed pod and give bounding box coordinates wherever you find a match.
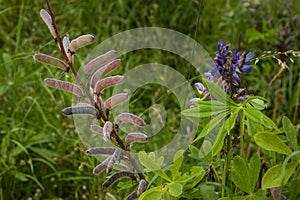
[34,54,68,71]
[90,124,103,134]
[39,9,56,38]
[102,171,136,189]
[62,36,73,63]
[93,156,111,174]
[125,132,148,149]
[86,147,117,156]
[103,121,113,142]
[84,50,118,77]
[70,34,95,53]
[106,149,121,173]
[114,113,146,127]
[61,105,99,117]
[91,59,121,88]
[137,179,147,197]
[104,93,129,110]
[94,75,124,95]
[44,78,84,98]
[126,191,138,200]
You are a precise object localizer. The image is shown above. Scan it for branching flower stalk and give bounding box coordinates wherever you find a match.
[36,1,148,197]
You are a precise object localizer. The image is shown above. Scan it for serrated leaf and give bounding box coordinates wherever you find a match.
[282,116,297,150]
[138,151,171,181]
[169,182,183,197]
[262,162,297,189]
[231,156,252,194]
[202,78,237,106]
[254,132,292,155]
[249,153,261,192]
[139,186,165,200]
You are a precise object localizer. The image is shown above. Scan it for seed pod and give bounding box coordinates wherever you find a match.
[104,93,129,110]
[86,147,116,156]
[106,149,121,173]
[70,34,95,53]
[84,50,118,77]
[103,121,113,142]
[93,156,111,174]
[120,157,135,171]
[94,75,124,95]
[102,171,136,189]
[39,9,56,38]
[34,54,68,71]
[137,179,147,197]
[125,133,148,149]
[114,113,146,127]
[91,59,121,88]
[126,191,138,200]
[61,105,99,117]
[62,36,73,63]
[90,124,103,134]
[44,78,84,98]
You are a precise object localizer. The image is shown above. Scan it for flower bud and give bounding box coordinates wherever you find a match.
[40,9,56,38]
[104,93,129,110]
[94,75,124,95]
[44,78,84,98]
[34,54,68,71]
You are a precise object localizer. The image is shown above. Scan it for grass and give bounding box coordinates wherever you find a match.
[0,0,300,199]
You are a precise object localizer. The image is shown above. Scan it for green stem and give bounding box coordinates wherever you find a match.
[239,110,245,158]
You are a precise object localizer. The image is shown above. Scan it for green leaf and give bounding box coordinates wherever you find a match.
[171,150,184,180]
[179,166,205,185]
[249,153,261,192]
[139,186,165,200]
[200,184,218,200]
[189,145,200,159]
[181,107,226,118]
[254,132,292,155]
[138,151,171,181]
[168,182,183,197]
[231,156,252,194]
[244,107,278,130]
[244,96,267,111]
[282,116,297,150]
[262,162,297,189]
[193,111,228,142]
[202,78,237,106]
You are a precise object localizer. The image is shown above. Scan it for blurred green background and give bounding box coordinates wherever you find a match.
[1,0,300,199]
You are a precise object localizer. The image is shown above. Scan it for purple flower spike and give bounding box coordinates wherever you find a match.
[233,74,242,84]
[240,65,252,73]
[245,52,252,62]
[217,40,224,50]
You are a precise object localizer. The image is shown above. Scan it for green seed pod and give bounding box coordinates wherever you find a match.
[39,9,56,38]
[61,106,99,117]
[94,75,124,95]
[84,50,117,77]
[114,113,146,127]
[104,93,129,110]
[102,171,136,189]
[91,59,121,88]
[44,78,84,98]
[34,54,68,71]
[69,34,95,53]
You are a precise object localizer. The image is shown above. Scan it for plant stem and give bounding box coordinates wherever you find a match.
[239,110,245,158]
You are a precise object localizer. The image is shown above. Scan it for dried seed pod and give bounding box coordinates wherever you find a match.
[126,191,138,200]
[93,156,111,174]
[91,59,121,88]
[106,149,121,173]
[102,171,136,189]
[120,157,135,171]
[44,78,84,98]
[84,50,118,77]
[125,133,148,149]
[34,54,68,71]
[61,105,99,117]
[70,34,95,53]
[39,9,56,38]
[104,93,129,110]
[114,113,146,127]
[103,121,113,142]
[94,75,124,95]
[90,124,103,134]
[62,36,73,63]
[86,147,116,156]
[137,179,147,196]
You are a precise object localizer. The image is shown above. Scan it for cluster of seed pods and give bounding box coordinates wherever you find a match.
[35,7,149,199]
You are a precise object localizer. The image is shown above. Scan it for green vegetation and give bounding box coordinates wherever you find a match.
[1,0,300,199]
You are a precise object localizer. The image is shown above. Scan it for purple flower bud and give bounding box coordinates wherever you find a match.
[204,72,214,82]
[240,65,252,73]
[245,52,252,62]
[194,82,205,92]
[232,74,242,85]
